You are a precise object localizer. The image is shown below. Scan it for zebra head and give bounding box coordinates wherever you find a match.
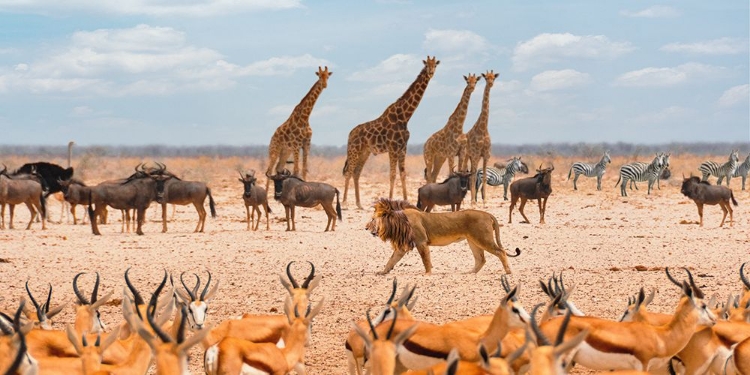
[651,154,664,169]
[602,151,611,165]
[661,152,671,169]
[730,149,740,164]
[508,156,523,172]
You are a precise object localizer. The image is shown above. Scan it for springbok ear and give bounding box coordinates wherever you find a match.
[46,303,67,319]
[91,290,114,311]
[306,297,326,321]
[101,325,122,352]
[65,324,83,355]
[352,323,373,350]
[305,275,322,294]
[553,329,589,357]
[279,274,294,294]
[203,279,220,302]
[393,322,419,347]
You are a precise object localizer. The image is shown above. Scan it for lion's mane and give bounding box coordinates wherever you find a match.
[368,198,417,251]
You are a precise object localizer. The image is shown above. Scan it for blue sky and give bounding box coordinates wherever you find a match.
[0,1,747,146]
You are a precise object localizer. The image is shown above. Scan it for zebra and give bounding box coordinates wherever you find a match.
[567,150,611,191]
[699,149,739,186]
[614,154,664,197]
[719,152,750,190]
[627,152,670,191]
[474,156,527,201]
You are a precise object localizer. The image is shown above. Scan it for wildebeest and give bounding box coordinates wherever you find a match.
[267,169,342,231]
[416,170,471,212]
[0,166,47,230]
[13,161,74,198]
[58,178,91,225]
[238,170,271,231]
[680,176,738,227]
[508,164,554,224]
[87,164,158,235]
[149,164,216,233]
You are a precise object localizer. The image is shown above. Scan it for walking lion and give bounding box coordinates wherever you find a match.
[366,198,521,275]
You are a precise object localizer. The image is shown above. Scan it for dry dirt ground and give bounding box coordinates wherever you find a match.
[1,154,749,374]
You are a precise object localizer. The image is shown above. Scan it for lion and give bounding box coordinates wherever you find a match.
[366,198,521,275]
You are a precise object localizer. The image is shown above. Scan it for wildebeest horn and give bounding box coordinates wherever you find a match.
[248,169,256,177]
[266,170,274,178]
[741,263,750,290]
[180,272,196,301]
[238,171,246,180]
[286,262,299,289]
[73,272,90,305]
[301,261,315,289]
[200,271,212,301]
[0,164,6,175]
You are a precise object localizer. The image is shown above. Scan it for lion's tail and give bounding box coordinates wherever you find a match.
[493,215,521,258]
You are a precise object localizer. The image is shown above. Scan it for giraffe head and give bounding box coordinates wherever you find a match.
[463,73,480,91]
[316,66,332,88]
[482,70,498,88]
[422,56,440,79]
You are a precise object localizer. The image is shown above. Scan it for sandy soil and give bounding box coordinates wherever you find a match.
[1,154,748,374]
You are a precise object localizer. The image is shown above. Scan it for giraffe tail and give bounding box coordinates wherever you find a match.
[342,158,349,175]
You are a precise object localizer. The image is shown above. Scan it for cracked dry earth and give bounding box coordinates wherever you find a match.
[1,155,749,374]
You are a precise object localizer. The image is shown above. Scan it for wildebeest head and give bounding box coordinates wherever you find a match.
[680,175,702,197]
[535,164,555,185]
[151,175,172,204]
[266,169,292,200]
[238,170,257,198]
[455,170,472,191]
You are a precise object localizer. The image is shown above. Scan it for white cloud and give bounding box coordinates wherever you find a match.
[718,84,749,108]
[529,69,592,91]
[423,29,489,53]
[348,54,422,83]
[71,106,94,116]
[661,37,749,55]
[620,5,680,18]
[0,24,328,96]
[512,33,634,71]
[633,106,692,125]
[614,63,725,87]
[0,0,302,17]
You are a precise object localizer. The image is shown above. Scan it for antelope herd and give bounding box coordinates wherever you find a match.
[3,263,750,374]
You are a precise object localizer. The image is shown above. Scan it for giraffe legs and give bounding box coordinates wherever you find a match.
[302,141,310,180]
[388,152,398,200]
[468,157,478,204]
[343,150,369,210]
[398,151,408,201]
[480,157,488,206]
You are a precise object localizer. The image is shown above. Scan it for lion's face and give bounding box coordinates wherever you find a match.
[365,216,379,237]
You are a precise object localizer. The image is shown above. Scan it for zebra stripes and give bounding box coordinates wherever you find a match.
[719,153,750,190]
[615,154,663,197]
[567,151,611,191]
[699,149,740,187]
[474,156,526,201]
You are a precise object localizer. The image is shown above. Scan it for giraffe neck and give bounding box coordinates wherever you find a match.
[445,84,474,134]
[474,83,492,131]
[291,79,326,122]
[380,66,433,126]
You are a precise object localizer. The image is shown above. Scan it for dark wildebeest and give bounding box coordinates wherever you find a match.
[267,169,342,231]
[680,175,738,227]
[13,162,74,198]
[238,170,271,231]
[0,165,47,230]
[416,170,471,212]
[148,163,216,233]
[509,164,555,224]
[58,178,91,225]
[87,164,158,235]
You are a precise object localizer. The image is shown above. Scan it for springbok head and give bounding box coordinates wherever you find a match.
[173,271,219,330]
[279,261,321,313]
[665,267,717,327]
[353,307,418,374]
[24,280,66,330]
[73,272,114,333]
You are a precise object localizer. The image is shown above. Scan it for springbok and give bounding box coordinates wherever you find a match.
[528,304,590,375]
[0,301,37,375]
[539,267,717,372]
[72,272,113,335]
[173,270,220,330]
[352,308,419,375]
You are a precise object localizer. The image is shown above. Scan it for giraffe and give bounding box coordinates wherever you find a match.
[265,66,331,191]
[342,56,440,209]
[423,73,480,183]
[466,70,497,204]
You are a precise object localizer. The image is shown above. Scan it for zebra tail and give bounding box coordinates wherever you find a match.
[731,191,738,206]
[614,175,622,187]
[567,167,572,181]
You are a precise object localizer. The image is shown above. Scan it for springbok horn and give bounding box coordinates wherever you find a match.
[529,303,551,346]
[191,274,201,300]
[73,273,90,305]
[665,267,683,288]
[25,281,41,318]
[554,305,572,346]
[386,278,398,305]
[683,267,704,299]
[92,272,100,304]
[146,270,172,344]
[125,268,145,306]
[44,283,52,314]
[365,308,379,341]
[180,272,196,301]
[741,262,750,290]
[386,308,399,340]
[286,262,299,289]
[0,312,13,335]
[200,271,212,301]
[176,305,188,344]
[301,261,315,289]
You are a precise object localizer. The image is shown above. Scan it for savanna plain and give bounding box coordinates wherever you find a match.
[1,152,748,374]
